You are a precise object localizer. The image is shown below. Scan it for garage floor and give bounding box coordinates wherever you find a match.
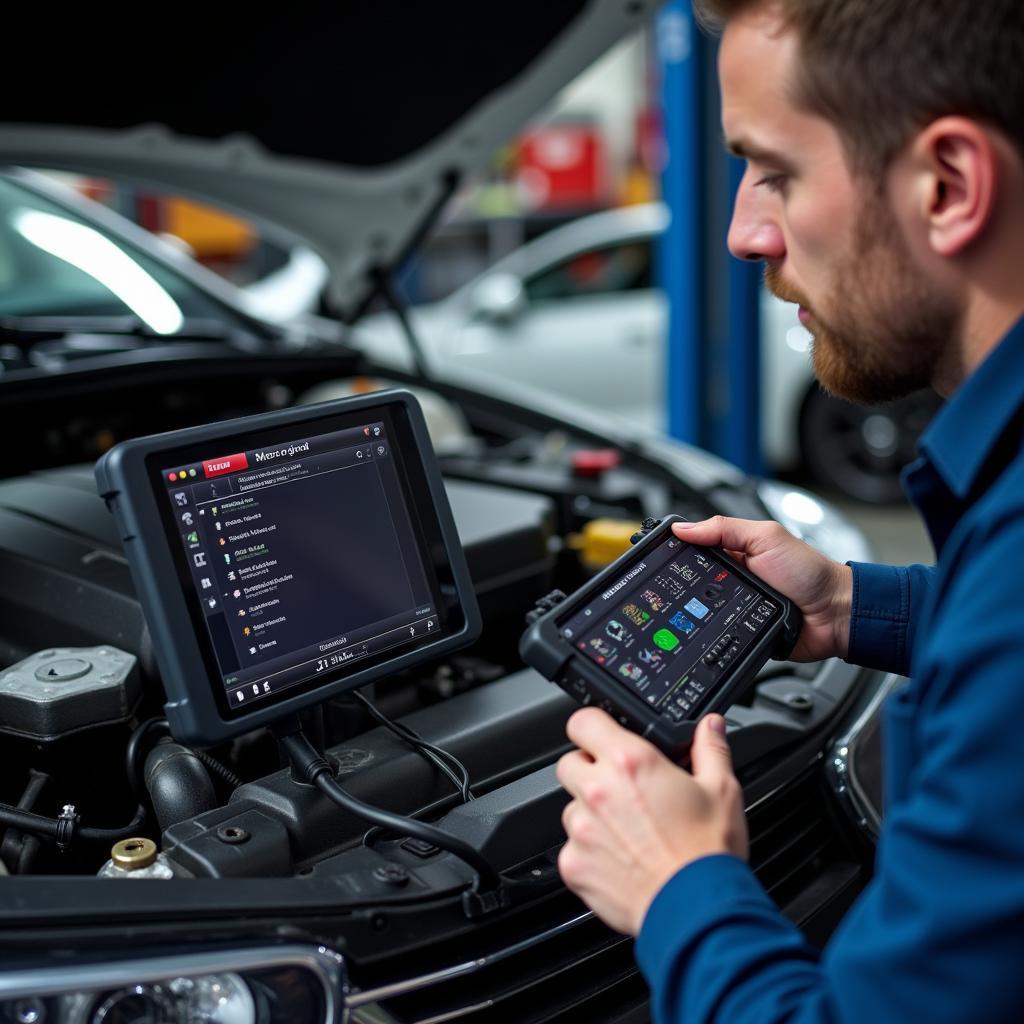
[836,496,934,566]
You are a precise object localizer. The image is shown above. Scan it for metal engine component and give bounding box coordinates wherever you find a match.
[98,838,176,879]
[0,646,139,741]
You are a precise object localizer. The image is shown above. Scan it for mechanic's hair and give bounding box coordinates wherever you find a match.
[692,0,1024,176]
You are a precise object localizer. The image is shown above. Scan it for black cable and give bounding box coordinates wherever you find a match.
[127,717,243,794]
[351,691,474,802]
[279,731,502,893]
[193,749,244,791]
[0,802,147,846]
[361,790,468,850]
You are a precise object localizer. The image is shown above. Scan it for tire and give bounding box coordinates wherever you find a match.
[798,386,943,503]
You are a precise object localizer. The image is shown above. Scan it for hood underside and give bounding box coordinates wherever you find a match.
[0,1,657,316]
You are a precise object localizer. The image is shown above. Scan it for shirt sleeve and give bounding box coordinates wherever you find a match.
[846,562,935,676]
[635,514,1024,1023]
[635,855,838,1024]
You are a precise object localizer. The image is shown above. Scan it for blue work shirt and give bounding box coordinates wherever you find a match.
[635,317,1024,1023]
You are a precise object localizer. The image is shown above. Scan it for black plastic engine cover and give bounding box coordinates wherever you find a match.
[163,669,576,876]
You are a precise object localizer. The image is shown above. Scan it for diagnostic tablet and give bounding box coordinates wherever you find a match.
[520,516,800,759]
[96,391,480,746]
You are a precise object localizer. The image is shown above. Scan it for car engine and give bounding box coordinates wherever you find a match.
[0,363,883,1022]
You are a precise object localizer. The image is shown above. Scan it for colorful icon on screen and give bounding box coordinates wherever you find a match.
[605,619,631,643]
[685,598,710,619]
[652,628,679,651]
[622,603,650,627]
[638,647,663,668]
[618,662,647,684]
[669,612,696,634]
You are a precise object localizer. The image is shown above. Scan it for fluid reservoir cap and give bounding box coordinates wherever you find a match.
[112,837,157,870]
[571,449,621,479]
[33,658,92,683]
[567,518,642,569]
[0,646,140,742]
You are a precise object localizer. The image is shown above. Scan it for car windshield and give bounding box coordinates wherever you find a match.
[0,174,249,334]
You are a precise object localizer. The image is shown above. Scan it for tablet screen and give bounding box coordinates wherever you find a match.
[556,534,777,720]
[150,404,454,719]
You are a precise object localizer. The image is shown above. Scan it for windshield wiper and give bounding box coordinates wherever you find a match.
[0,313,238,343]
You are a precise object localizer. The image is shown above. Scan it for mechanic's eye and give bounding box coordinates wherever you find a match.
[754,174,789,195]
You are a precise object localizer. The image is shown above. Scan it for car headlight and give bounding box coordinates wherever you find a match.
[757,479,875,564]
[828,671,904,840]
[0,945,343,1024]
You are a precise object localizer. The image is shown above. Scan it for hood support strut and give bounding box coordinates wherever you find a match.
[342,170,462,379]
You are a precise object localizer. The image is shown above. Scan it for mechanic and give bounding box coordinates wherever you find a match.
[554,1,1024,1021]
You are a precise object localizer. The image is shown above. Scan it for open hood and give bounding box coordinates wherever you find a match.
[0,1,657,317]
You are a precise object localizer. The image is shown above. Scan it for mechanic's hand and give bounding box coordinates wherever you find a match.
[556,708,747,937]
[674,517,853,662]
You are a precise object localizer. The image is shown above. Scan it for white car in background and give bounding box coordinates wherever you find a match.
[360,202,939,502]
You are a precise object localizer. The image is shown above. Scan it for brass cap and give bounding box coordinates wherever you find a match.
[111,837,157,870]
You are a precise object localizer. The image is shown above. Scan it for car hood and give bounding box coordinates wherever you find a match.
[0,1,654,318]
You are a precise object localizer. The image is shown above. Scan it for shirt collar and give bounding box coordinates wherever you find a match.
[917,317,1024,500]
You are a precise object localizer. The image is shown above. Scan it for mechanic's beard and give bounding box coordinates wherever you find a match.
[764,198,959,405]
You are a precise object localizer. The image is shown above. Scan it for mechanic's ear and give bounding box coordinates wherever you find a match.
[912,116,998,257]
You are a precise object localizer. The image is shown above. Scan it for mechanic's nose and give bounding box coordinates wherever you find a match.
[727,174,785,263]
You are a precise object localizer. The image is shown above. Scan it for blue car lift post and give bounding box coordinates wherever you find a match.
[657,1,763,474]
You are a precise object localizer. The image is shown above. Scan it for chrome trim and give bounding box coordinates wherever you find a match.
[345,910,594,1007]
[828,672,906,839]
[346,765,837,1012]
[0,943,347,1024]
[416,1001,495,1024]
[350,1002,496,1024]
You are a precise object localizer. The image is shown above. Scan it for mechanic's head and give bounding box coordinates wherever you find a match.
[694,0,1024,402]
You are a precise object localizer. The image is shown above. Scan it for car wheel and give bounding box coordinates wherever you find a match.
[798,386,943,503]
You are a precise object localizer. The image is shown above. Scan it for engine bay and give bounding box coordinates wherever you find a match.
[0,357,866,903]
